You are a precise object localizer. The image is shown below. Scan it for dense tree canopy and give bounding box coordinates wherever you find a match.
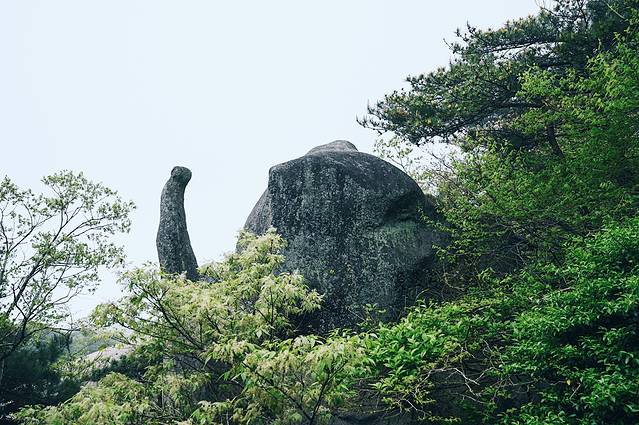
[366,0,639,280]
[361,0,634,149]
[358,0,639,423]
[0,334,80,424]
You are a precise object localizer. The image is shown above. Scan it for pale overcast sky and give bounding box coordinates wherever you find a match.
[0,0,540,317]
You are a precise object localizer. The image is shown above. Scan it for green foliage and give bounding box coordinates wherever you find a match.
[16,373,152,425]
[0,334,80,422]
[499,217,639,424]
[0,171,134,361]
[361,0,634,148]
[365,299,478,421]
[0,171,133,422]
[368,1,639,281]
[360,1,639,423]
[193,333,369,425]
[18,230,369,425]
[94,229,322,352]
[357,218,639,424]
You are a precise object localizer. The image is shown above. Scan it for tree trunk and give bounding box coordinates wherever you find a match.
[547,124,565,158]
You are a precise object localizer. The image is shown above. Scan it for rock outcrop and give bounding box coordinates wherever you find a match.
[245,140,440,332]
[156,166,199,280]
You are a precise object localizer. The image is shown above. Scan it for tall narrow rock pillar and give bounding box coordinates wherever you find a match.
[156,166,199,280]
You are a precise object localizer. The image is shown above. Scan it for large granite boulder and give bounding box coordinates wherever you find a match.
[157,166,199,281]
[245,140,440,332]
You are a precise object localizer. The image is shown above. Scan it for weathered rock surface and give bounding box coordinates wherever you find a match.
[245,140,440,332]
[157,166,199,280]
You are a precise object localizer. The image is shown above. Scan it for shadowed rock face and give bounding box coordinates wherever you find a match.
[245,140,439,332]
[157,166,199,281]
